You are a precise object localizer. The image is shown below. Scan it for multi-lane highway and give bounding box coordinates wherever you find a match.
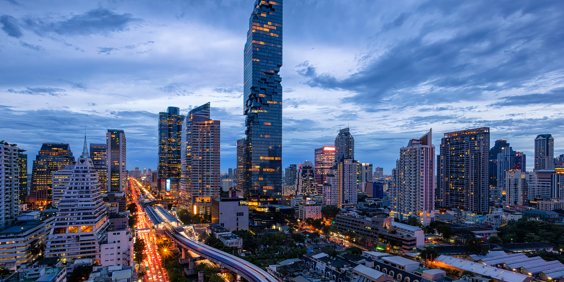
[145,202,279,282]
[129,178,168,282]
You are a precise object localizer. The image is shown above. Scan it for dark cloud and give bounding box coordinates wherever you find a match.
[296,0,564,109]
[7,87,65,96]
[25,8,140,36]
[20,41,44,51]
[0,15,22,38]
[97,47,118,55]
[493,88,564,107]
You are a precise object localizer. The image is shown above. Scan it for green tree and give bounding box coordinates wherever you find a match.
[345,246,362,256]
[436,224,452,239]
[68,265,93,282]
[311,219,324,230]
[488,236,503,244]
[233,230,258,251]
[0,268,14,279]
[418,247,439,261]
[134,239,146,265]
[321,205,340,219]
[465,237,489,255]
[291,233,305,244]
[321,246,338,257]
[126,203,137,214]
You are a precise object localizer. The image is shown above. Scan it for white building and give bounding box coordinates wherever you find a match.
[390,221,425,247]
[506,170,529,205]
[45,137,110,261]
[337,159,357,208]
[86,265,135,282]
[211,198,249,231]
[322,171,338,206]
[106,130,127,193]
[391,130,435,225]
[537,198,564,211]
[298,204,322,220]
[101,230,133,267]
[0,142,20,228]
[360,163,373,185]
[0,212,55,270]
[52,165,74,208]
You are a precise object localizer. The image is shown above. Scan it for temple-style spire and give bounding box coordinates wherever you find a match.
[81,133,89,158]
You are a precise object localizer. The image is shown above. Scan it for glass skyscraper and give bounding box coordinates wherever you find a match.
[335,128,354,162]
[17,149,27,204]
[243,0,283,199]
[158,107,184,197]
[30,143,75,207]
[106,130,126,193]
[90,143,108,193]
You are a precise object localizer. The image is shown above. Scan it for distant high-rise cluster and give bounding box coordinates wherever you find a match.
[0,142,20,228]
[90,143,108,193]
[535,134,554,170]
[335,128,354,162]
[243,0,283,200]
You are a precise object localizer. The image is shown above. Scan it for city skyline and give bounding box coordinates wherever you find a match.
[2,1,564,173]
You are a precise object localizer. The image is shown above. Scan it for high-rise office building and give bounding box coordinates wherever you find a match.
[106,130,126,193]
[437,127,490,214]
[283,164,297,196]
[314,146,335,188]
[30,143,75,207]
[506,170,529,206]
[52,165,74,208]
[45,138,109,260]
[180,103,220,216]
[228,168,234,179]
[158,107,184,197]
[90,143,108,193]
[297,161,316,195]
[243,0,283,199]
[374,167,384,180]
[556,154,564,167]
[360,163,373,184]
[535,134,554,170]
[323,170,338,206]
[236,138,246,191]
[17,149,27,204]
[513,152,526,172]
[495,143,516,202]
[391,131,434,225]
[0,142,20,227]
[337,159,357,208]
[489,139,510,188]
[335,128,354,162]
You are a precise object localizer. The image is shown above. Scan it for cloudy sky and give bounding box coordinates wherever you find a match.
[2,0,564,173]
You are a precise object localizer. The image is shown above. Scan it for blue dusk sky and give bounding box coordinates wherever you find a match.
[1,0,564,173]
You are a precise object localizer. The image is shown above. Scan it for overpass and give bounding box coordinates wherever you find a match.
[144,206,280,282]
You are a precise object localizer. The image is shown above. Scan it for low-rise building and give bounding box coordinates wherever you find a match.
[537,198,564,211]
[211,198,249,231]
[0,211,55,270]
[352,265,390,282]
[208,224,243,251]
[86,265,135,282]
[100,229,133,267]
[298,204,322,220]
[16,257,66,282]
[334,213,424,252]
[434,255,533,282]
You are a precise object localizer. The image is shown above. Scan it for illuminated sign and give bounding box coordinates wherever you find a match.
[166,179,171,192]
[323,146,336,151]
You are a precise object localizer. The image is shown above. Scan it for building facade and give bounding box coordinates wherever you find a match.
[236,138,246,192]
[298,161,316,195]
[51,165,74,208]
[283,164,297,196]
[337,159,357,208]
[211,198,249,232]
[90,144,108,194]
[298,204,322,220]
[243,0,283,200]
[506,170,529,205]
[45,140,109,260]
[17,149,27,204]
[391,130,435,225]
[535,134,554,171]
[100,229,133,267]
[437,127,490,214]
[360,163,373,185]
[107,130,126,193]
[158,107,184,197]
[315,146,336,188]
[335,128,354,162]
[0,142,20,227]
[180,103,220,216]
[30,143,75,207]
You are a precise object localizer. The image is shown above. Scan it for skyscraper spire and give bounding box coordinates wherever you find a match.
[82,132,89,158]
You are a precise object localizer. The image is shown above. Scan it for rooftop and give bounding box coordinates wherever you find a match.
[391,221,422,232]
[499,242,553,251]
[382,256,419,266]
[435,255,531,282]
[354,265,386,279]
[0,220,42,235]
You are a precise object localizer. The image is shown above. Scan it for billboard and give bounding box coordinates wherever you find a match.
[166,179,171,192]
